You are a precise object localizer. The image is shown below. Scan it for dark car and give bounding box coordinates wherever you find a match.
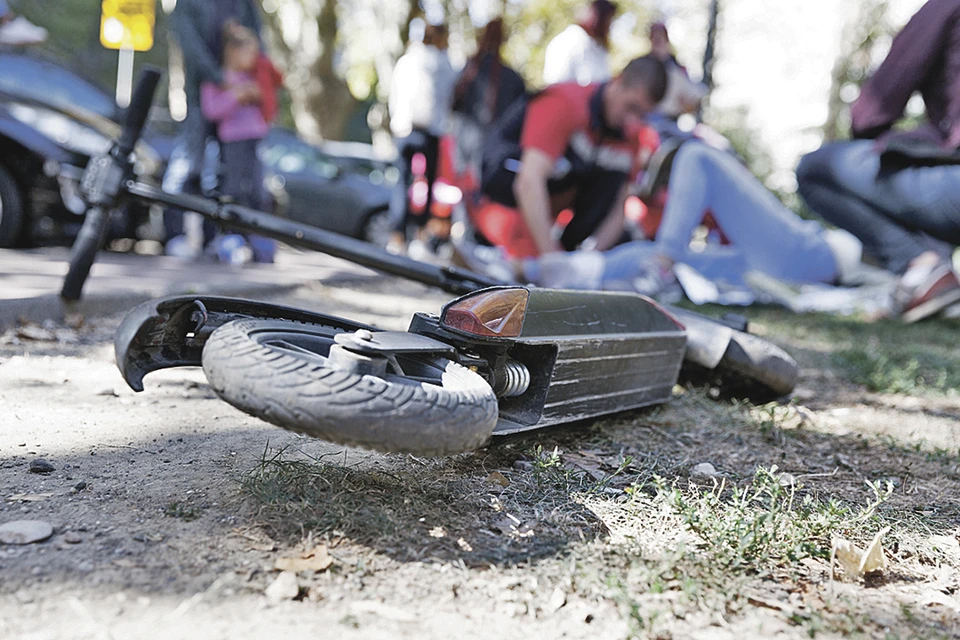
[0,51,167,247]
[260,128,397,246]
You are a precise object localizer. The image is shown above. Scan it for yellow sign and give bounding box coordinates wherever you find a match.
[100,0,155,52]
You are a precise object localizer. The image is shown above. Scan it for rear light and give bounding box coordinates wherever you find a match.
[441,288,529,338]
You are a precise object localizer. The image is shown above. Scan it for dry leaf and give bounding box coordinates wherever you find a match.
[351,601,417,622]
[6,493,54,502]
[494,514,534,538]
[485,471,510,487]
[546,587,567,613]
[831,527,890,580]
[265,571,300,603]
[561,454,606,481]
[918,592,960,613]
[230,529,277,551]
[274,545,333,573]
[747,594,793,613]
[112,559,141,568]
[17,325,56,342]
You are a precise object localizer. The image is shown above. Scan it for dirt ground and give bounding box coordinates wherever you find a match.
[1,278,958,640]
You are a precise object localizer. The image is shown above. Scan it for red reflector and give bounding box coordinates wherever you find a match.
[441,288,529,338]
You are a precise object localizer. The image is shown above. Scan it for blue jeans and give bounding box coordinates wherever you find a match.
[390,130,439,234]
[604,143,837,286]
[797,140,958,274]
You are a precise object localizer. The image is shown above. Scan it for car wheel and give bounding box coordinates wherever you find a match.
[361,208,393,247]
[0,164,24,248]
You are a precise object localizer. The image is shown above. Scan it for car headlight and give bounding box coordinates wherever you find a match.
[7,103,112,157]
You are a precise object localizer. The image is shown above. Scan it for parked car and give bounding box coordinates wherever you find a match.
[0,51,168,247]
[260,128,397,246]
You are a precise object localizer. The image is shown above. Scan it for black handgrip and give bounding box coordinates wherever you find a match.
[116,66,162,158]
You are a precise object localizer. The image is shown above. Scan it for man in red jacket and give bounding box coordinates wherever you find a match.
[480,55,668,258]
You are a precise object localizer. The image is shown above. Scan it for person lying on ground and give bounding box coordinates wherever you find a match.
[524,140,859,298]
[474,60,855,300]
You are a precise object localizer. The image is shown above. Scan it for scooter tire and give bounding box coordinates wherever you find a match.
[201,319,499,456]
[682,330,798,403]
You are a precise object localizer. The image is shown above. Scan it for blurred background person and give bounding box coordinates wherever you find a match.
[542,0,618,86]
[797,0,960,322]
[387,22,457,255]
[451,18,526,176]
[648,21,707,120]
[0,0,46,46]
[163,0,262,259]
[201,22,276,264]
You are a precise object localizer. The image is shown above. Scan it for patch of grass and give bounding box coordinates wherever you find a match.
[834,347,956,395]
[163,501,200,521]
[660,466,892,570]
[602,469,899,639]
[238,443,609,565]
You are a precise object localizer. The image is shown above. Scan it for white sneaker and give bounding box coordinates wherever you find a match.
[0,16,47,46]
[822,228,863,285]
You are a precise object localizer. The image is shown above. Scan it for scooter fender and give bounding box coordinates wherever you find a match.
[115,295,378,392]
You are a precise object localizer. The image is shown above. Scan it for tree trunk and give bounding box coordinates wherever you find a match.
[296,0,357,141]
[262,0,358,142]
[823,1,889,141]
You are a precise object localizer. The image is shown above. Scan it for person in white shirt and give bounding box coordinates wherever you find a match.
[542,0,618,86]
[387,23,458,251]
[649,21,707,119]
[0,1,47,46]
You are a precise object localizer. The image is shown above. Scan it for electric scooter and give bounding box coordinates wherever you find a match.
[61,69,797,455]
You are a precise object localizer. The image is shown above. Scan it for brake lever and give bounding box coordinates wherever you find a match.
[78,152,127,209]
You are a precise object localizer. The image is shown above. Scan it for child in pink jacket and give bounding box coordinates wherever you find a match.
[201,22,275,263]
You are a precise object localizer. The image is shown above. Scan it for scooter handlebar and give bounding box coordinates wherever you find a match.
[116,66,162,159]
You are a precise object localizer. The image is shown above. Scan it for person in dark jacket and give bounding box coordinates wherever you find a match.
[451,18,526,179]
[797,0,960,322]
[453,19,525,129]
[162,0,262,257]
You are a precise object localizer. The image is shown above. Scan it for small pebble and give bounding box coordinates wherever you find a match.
[691,462,720,478]
[0,520,54,545]
[29,459,55,474]
[64,532,83,544]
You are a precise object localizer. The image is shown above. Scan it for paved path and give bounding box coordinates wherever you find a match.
[0,247,377,327]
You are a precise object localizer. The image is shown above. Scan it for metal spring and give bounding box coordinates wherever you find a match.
[498,360,530,397]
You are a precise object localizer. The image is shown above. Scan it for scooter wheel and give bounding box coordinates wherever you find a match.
[200,319,499,456]
[682,330,798,403]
